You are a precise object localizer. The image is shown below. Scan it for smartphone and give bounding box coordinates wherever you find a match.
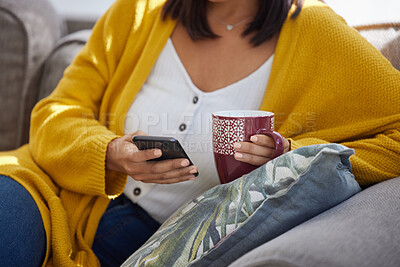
[132,135,198,176]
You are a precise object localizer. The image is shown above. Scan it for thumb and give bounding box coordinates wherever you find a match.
[133,130,147,136]
[124,130,148,141]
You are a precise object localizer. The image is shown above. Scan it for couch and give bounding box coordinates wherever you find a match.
[1,0,399,266]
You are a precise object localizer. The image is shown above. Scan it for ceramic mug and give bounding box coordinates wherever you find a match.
[212,110,284,184]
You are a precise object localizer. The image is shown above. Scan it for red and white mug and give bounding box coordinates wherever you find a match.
[212,110,284,184]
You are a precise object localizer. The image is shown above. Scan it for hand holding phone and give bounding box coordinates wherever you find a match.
[105,131,198,184]
[132,135,199,176]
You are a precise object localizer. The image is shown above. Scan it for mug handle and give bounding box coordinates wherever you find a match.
[255,129,285,159]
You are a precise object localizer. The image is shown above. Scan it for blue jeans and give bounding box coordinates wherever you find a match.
[0,175,46,266]
[92,194,160,266]
[0,175,160,266]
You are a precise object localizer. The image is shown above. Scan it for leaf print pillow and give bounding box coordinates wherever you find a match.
[122,144,361,267]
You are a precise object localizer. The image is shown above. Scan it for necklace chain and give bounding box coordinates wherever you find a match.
[208,8,253,31]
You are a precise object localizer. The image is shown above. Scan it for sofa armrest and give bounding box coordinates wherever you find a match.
[230,177,400,267]
[37,29,91,101]
[0,0,65,150]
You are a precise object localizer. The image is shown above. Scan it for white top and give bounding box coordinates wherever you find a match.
[124,39,274,223]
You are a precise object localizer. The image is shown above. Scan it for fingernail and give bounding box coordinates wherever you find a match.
[250,136,258,142]
[235,152,243,159]
[154,149,162,157]
[184,175,195,180]
[190,168,198,174]
[234,143,241,149]
[181,159,190,167]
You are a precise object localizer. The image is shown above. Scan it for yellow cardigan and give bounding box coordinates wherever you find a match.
[0,0,399,265]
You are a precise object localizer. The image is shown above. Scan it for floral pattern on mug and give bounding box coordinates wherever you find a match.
[213,118,245,155]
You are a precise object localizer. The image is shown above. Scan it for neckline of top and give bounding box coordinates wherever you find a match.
[167,38,274,96]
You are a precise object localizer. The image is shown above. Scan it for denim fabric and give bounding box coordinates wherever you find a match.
[0,175,46,266]
[92,194,160,267]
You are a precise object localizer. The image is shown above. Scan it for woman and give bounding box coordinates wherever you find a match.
[0,0,399,266]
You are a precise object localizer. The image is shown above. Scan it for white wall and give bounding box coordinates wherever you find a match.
[48,0,114,20]
[48,0,400,26]
[324,0,400,26]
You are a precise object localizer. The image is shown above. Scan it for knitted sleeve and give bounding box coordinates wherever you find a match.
[283,4,400,186]
[29,0,138,197]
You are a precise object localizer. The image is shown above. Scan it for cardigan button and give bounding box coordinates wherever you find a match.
[193,96,199,104]
[179,123,187,132]
[133,188,141,196]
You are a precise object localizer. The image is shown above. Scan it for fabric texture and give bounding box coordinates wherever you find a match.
[0,0,64,151]
[122,144,361,267]
[229,176,400,267]
[92,194,160,267]
[356,24,400,70]
[0,175,46,266]
[0,0,399,265]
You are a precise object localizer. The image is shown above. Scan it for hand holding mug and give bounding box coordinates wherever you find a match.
[233,134,291,166]
[212,110,289,184]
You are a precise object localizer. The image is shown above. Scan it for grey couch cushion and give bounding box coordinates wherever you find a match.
[0,0,65,151]
[37,30,91,100]
[229,177,400,267]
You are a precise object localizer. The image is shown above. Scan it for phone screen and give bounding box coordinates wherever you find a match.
[132,135,198,176]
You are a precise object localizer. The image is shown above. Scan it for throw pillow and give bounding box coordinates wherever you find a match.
[122,144,361,267]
